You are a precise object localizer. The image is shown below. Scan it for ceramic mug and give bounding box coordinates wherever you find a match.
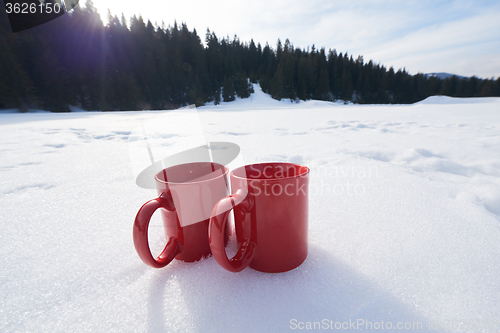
[134,162,229,268]
[209,162,310,273]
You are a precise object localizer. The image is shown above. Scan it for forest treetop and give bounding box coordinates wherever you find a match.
[1,1,499,112]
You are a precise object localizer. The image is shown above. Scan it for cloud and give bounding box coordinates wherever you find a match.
[363,10,500,77]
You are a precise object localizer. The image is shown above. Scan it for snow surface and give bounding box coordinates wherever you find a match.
[1,85,500,332]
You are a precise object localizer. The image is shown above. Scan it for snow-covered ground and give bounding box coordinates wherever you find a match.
[1,85,500,332]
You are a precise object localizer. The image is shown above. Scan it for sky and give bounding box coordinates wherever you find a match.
[90,0,500,79]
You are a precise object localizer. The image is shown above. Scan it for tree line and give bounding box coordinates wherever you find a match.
[1,1,499,112]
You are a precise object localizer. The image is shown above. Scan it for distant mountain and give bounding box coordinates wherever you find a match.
[425,72,468,80]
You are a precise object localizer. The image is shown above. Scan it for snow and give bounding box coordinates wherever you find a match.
[1,86,500,332]
[417,95,500,105]
[207,84,351,109]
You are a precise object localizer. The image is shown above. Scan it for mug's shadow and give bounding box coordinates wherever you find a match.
[147,266,178,333]
[147,244,439,332]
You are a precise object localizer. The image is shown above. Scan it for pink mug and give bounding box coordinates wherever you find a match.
[209,162,310,273]
[133,162,229,268]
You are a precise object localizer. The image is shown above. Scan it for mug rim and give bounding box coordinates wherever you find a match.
[230,162,310,181]
[154,161,229,185]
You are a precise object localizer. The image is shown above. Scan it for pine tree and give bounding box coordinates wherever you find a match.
[2,7,499,111]
[440,76,458,97]
[222,76,235,102]
[0,10,36,111]
[317,68,330,100]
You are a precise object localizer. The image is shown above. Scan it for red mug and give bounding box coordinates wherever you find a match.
[209,162,310,273]
[133,162,229,268]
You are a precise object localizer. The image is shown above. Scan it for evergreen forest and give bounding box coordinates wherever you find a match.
[1,1,499,112]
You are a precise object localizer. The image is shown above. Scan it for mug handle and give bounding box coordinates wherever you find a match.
[209,189,256,272]
[133,192,181,268]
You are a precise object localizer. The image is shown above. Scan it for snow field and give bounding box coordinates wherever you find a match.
[1,86,500,332]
